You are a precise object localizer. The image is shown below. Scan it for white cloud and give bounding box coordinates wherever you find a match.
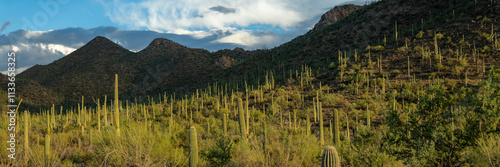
[11,43,76,56]
[99,0,346,47]
[214,30,278,47]
[172,29,213,39]
[1,66,32,75]
[101,0,338,31]
[0,42,72,74]
[41,43,76,55]
[12,45,20,52]
[24,31,45,38]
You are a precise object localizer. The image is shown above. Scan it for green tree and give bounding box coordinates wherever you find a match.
[202,137,234,167]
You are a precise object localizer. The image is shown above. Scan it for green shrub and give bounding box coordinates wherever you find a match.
[435,33,444,40]
[416,31,424,38]
[372,45,385,51]
[482,46,492,53]
[465,134,500,166]
[413,46,423,52]
[202,137,233,167]
[321,93,341,107]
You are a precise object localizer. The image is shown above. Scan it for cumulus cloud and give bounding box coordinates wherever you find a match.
[214,30,279,47]
[97,0,346,46]
[0,42,68,74]
[1,66,32,75]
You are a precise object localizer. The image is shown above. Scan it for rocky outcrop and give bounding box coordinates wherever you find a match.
[313,4,363,31]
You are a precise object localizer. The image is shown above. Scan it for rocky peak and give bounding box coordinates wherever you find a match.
[313,4,363,31]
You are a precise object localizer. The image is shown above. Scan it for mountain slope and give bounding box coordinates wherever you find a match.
[132,38,216,95]
[19,36,138,100]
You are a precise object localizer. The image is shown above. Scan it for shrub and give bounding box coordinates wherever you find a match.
[202,137,233,167]
[329,62,337,69]
[416,31,424,38]
[482,46,492,53]
[413,46,423,52]
[321,93,341,107]
[372,45,385,51]
[465,134,500,166]
[435,33,444,40]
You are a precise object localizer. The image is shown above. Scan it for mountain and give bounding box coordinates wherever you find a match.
[13,0,500,108]
[19,36,137,101]
[132,38,216,95]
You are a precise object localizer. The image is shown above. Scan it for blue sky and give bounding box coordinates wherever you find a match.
[0,0,366,74]
[0,1,121,33]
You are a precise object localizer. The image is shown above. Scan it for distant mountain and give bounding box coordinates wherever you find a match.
[19,36,137,100]
[133,38,216,96]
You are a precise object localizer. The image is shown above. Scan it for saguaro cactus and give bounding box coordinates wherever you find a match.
[104,95,108,127]
[306,114,310,136]
[223,113,227,136]
[115,74,120,137]
[24,110,29,160]
[24,110,29,146]
[47,111,50,134]
[366,103,371,130]
[334,109,340,145]
[319,102,324,145]
[45,134,50,167]
[238,98,247,141]
[245,99,249,135]
[345,113,350,141]
[78,104,81,126]
[97,99,101,132]
[189,126,198,167]
[321,145,341,167]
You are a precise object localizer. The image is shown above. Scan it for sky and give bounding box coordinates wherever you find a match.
[0,0,368,74]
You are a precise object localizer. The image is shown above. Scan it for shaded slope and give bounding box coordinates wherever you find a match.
[19,36,138,100]
[133,38,218,95]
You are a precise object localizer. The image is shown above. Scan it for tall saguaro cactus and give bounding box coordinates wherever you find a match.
[115,74,120,137]
[189,126,198,167]
[319,102,324,145]
[321,145,341,167]
[24,110,29,159]
[45,134,50,167]
[333,109,340,145]
[238,98,247,141]
[223,113,227,136]
[104,95,108,127]
[245,99,249,135]
[367,103,371,130]
[306,114,310,136]
[97,99,101,132]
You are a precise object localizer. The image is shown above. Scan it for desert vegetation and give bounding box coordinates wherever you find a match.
[0,0,499,166]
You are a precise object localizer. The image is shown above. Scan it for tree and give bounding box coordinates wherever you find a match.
[202,137,233,167]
